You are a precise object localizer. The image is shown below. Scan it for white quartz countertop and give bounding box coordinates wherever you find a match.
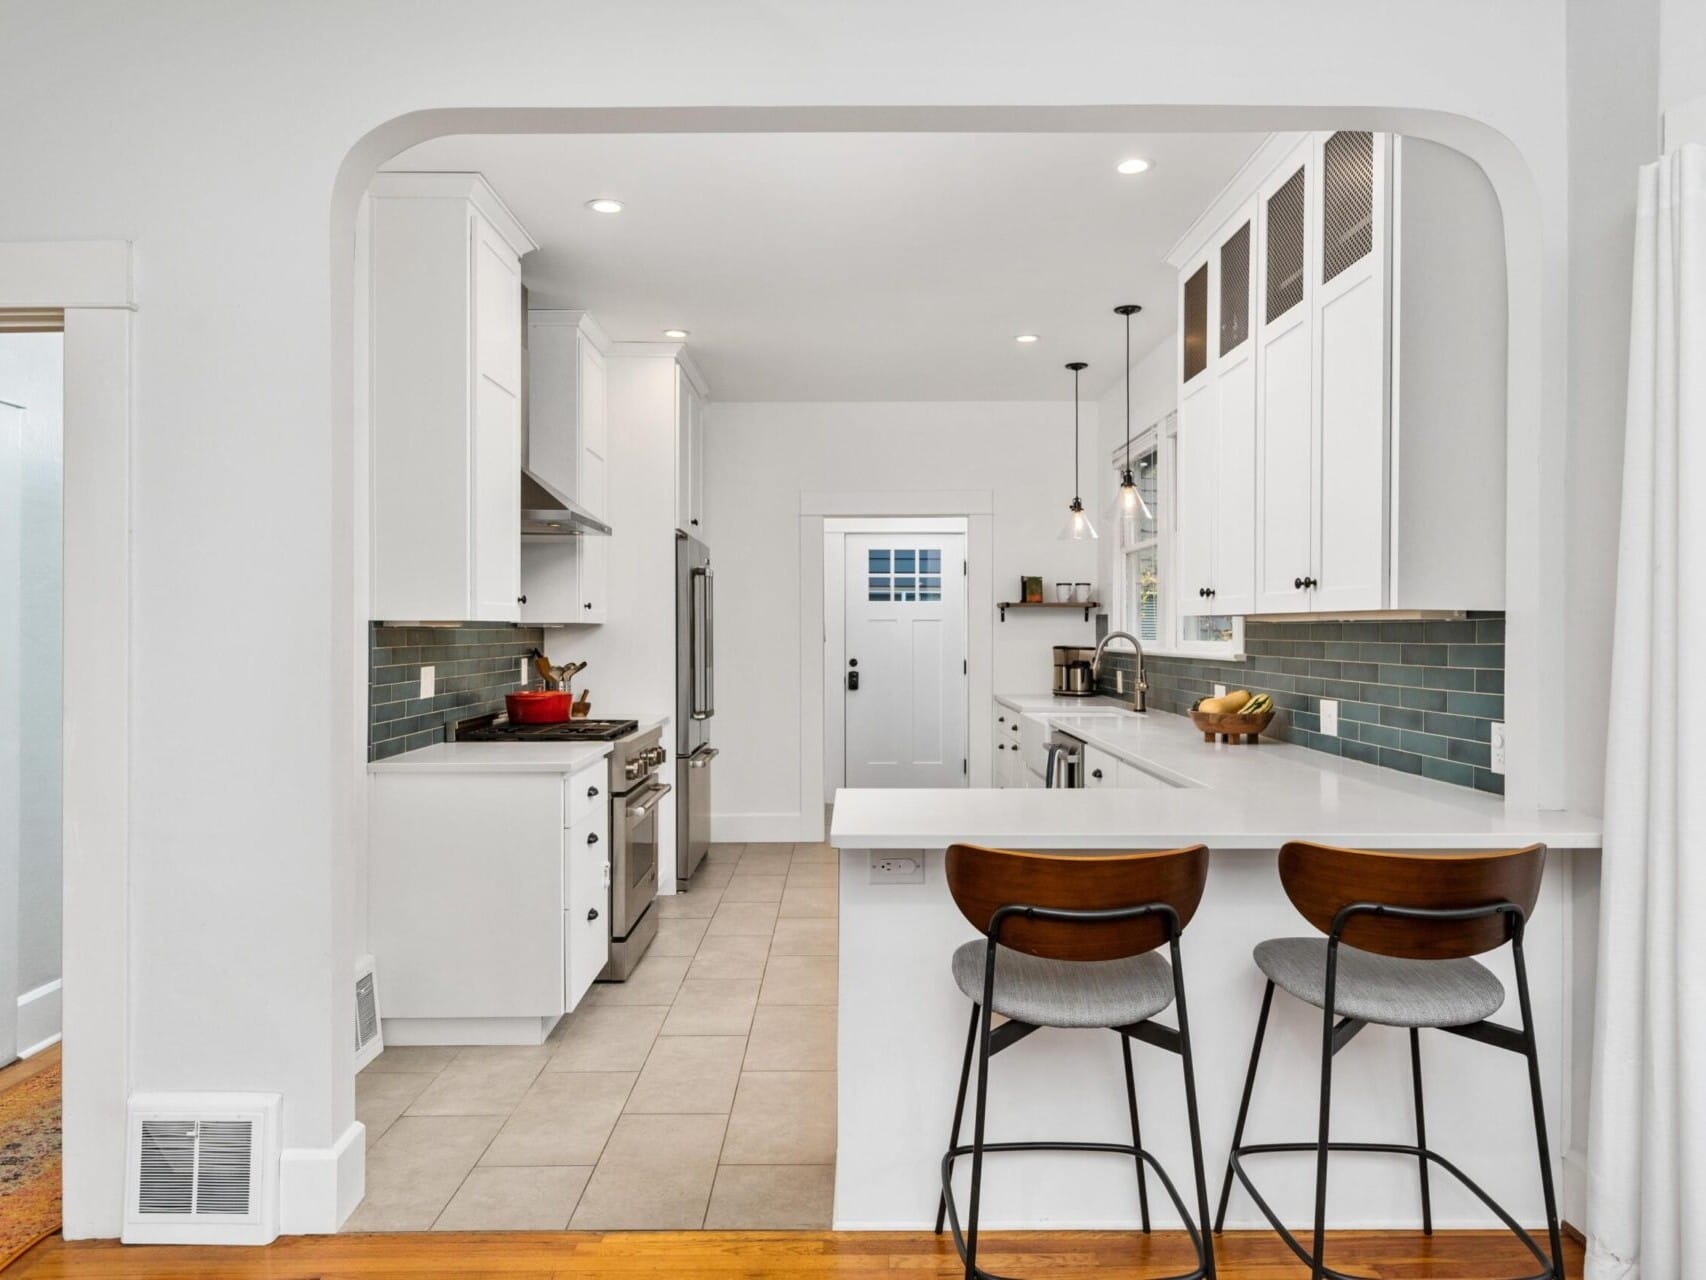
[832,696,1601,851]
[368,741,613,774]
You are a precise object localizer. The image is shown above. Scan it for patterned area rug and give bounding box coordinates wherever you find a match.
[0,1060,61,1270]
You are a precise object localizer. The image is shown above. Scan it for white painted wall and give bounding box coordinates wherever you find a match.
[0,0,1621,1236]
[706,402,1097,836]
[0,334,64,1054]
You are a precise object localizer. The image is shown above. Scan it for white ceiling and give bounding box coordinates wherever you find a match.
[385,130,1265,402]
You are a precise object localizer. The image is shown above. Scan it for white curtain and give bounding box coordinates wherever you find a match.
[1586,144,1706,1279]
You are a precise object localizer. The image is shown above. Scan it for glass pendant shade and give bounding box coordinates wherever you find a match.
[1060,498,1098,541]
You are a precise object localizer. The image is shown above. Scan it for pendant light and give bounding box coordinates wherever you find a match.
[1059,361,1097,540]
[1114,303,1154,526]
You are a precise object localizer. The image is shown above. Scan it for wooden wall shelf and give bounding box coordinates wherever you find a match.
[998,601,1100,622]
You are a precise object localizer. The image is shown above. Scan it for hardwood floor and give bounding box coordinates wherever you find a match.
[0,1044,60,1096]
[9,1228,1582,1278]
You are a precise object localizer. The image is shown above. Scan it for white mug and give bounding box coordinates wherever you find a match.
[1055,582,1072,602]
[1073,582,1092,603]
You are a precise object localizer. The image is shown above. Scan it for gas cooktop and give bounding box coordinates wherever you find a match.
[453,715,640,743]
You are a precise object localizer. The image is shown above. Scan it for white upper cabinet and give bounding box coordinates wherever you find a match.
[675,363,708,539]
[1177,208,1259,619]
[369,173,537,623]
[1172,131,1505,618]
[521,311,612,625]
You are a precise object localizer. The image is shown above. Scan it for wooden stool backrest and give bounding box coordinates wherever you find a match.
[1276,841,1546,959]
[944,843,1209,961]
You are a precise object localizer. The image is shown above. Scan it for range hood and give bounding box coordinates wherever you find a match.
[521,468,612,537]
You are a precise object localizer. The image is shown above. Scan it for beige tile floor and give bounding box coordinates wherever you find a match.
[348,840,838,1232]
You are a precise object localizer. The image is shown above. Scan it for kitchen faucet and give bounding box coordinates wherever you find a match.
[1091,631,1148,713]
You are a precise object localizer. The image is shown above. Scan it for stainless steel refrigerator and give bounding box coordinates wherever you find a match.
[676,535,715,882]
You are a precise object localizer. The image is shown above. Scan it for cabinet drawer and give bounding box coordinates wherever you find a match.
[564,809,610,906]
[1083,745,1119,789]
[566,767,609,828]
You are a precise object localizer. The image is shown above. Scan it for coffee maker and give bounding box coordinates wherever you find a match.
[1052,645,1097,697]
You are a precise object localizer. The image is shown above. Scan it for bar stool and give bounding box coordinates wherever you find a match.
[1213,842,1562,1280]
[935,842,1216,1280]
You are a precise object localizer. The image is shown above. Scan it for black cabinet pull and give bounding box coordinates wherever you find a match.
[584,601,593,609]
[587,785,599,798]
[587,908,599,922]
[587,832,599,845]
[691,518,699,526]
[517,594,527,604]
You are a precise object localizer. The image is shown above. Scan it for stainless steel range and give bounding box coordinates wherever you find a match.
[453,713,668,980]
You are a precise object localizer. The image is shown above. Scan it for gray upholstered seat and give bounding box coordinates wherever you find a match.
[951,940,1175,1029]
[1253,937,1505,1028]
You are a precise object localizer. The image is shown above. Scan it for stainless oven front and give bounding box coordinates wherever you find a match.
[1045,730,1085,788]
[612,777,666,938]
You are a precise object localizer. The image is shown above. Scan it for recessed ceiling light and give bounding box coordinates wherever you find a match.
[1116,158,1152,176]
[585,198,624,214]
[1014,334,1040,344]
[663,329,689,339]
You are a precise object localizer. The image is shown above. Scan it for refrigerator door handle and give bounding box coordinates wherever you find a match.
[691,565,715,720]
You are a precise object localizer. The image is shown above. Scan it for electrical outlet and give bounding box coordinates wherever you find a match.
[1490,722,1506,774]
[1319,698,1339,737]
[419,665,435,698]
[1213,683,1227,697]
[1115,670,1125,694]
[870,852,924,884]
[520,657,531,684]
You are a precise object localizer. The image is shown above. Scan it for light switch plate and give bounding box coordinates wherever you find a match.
[1490,722,1506,774]
[1319,699,1339,737]
[520,657,531,684]
[1213,683,1227,697]
[419,665,435,698]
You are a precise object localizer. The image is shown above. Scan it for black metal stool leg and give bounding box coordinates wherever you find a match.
[1409,1027,1433,1235]
[1120,1034,1152,1233]
[1308,949,1340,1280]
[963,985,996,1279]
[1214,979,1274,1231]
[1514,939,1565,1279]
[937,1004,980,1235]
[1172,938,1217,1280]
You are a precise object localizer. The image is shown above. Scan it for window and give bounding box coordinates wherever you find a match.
[867,547,942,602]
[1113,413,1242,658]
[1116,438,1161,646]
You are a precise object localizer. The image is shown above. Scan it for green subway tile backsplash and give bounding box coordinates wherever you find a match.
[1094,614,1506,795]
[368,623,545,761]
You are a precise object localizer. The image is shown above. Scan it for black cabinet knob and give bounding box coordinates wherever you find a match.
[584,601,593,610]
[1295,576,1306,590]
[691,518,699,526]
[587,832,599,845]
[587,908,599,922]
[587,785,599,798]
[1091,768,1104,780]
[517,594,527,604]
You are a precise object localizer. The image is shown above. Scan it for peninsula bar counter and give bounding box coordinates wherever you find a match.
[828,714,1600,1235]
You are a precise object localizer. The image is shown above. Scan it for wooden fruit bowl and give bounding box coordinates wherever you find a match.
[1189,707,1275,744]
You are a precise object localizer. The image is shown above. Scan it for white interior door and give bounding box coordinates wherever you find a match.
[844,533,967,788]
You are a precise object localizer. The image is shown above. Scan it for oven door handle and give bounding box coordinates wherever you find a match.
[688,747,720,769]
[625,782,672,819]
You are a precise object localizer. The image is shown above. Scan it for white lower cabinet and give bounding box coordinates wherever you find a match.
[564,799,610,1011]
[368,756,610,1045]
[1083,745,1119,789]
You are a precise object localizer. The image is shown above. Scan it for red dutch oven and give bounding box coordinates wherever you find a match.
[505,690,571,724]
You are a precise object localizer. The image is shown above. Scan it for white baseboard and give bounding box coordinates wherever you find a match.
[279,1121,365,1234]
[712,811,813,843]
[16,979,62,1057]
